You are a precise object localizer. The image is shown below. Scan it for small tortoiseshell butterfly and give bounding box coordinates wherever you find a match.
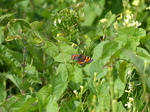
[71,54,93,65]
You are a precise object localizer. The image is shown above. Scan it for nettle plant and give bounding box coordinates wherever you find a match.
[0,0,150,112]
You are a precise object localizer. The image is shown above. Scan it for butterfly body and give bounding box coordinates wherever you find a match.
[71,54,93,65]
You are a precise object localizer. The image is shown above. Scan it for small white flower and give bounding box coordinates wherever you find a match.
[113,22,119,30]
[73,90,78,97]
[128,82,133,90]
[129,97,134,102]
[123,19,130,26]
[125,102,132,108]
[100,18,108,23]
[73,90,77,93]
[58,19,61,24]
[125,90,131,93]
[132,0,140,6]
[127,70,131,74]
[131,21,141,28]
[125,19,129,22]
[126,10,132,15]
[53,19,57,26]
[126,14,132,20]
[146,5,150,10]
[125,90,129,92]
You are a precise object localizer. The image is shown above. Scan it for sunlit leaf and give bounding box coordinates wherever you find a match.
[124,51,144,75]
[145,38,150,52]
[0,45,21,67]
[51,64,68,99]
[6,74,22,90]
[101,41,121,61]
[92,41,109,60]
[118,27,146,38]
[30,21,44,30]
[89,59,108,79]
[42,41,59,57]
[54,43,76,62]
[60,98,80,112]
[0,26,5,44]
[69,64,83,90]
[114,78,125,98]
[146,16,150,30]
[0,82,6,103]
[136,47,150,62]
[36,84,53,110]
[104,11,116,28]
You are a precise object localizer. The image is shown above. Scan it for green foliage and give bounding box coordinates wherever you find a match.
[0,0,150,112]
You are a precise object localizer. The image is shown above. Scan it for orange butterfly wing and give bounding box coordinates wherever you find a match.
[71,54,93,65]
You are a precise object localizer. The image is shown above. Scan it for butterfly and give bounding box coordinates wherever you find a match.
[71,54,93,65]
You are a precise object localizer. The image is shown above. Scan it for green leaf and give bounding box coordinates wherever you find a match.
[0,45,21,67]
[36,84,53,110]
[10,95,35,112]
[45,96,59,112]
[0,26,5,44]
[134,97,145,111]
[89,59,108,79]
[92,41,109,60]
[1,95,33,112]
[81,0,105,26]
[5,35,22,41]
[6,74,22,90]
[0,82,6,103]
[143,76,150,93]
[124,51,144,75]
[88,82,111,112]
[16,97,37,112]
[145,38,150,52]
[25,63,39,75]
[81,6,97,26]
[42,41,59,57]
[54,53,70,63]
[0,13,15,22]
[30,21,44,30]
[105,11,116,28]
[124,36,140,51]
[51,64,68,99]
[55,36,70,43]
[36,85,59,112]
[97,83,111,112]
[69,65,83,90]
[115,102,126,112]
[60,98,81,112]
[146,16,150,30]
[54,43,76,62]
[118,61,132,83]
[115,36,127,46]
[101,41,121,61]
[118,27,146,38]
[25,64,41,84]
[136,47,150,63]
[114,78,125,98]
[56,64,69,82]
[93,0,105,16]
